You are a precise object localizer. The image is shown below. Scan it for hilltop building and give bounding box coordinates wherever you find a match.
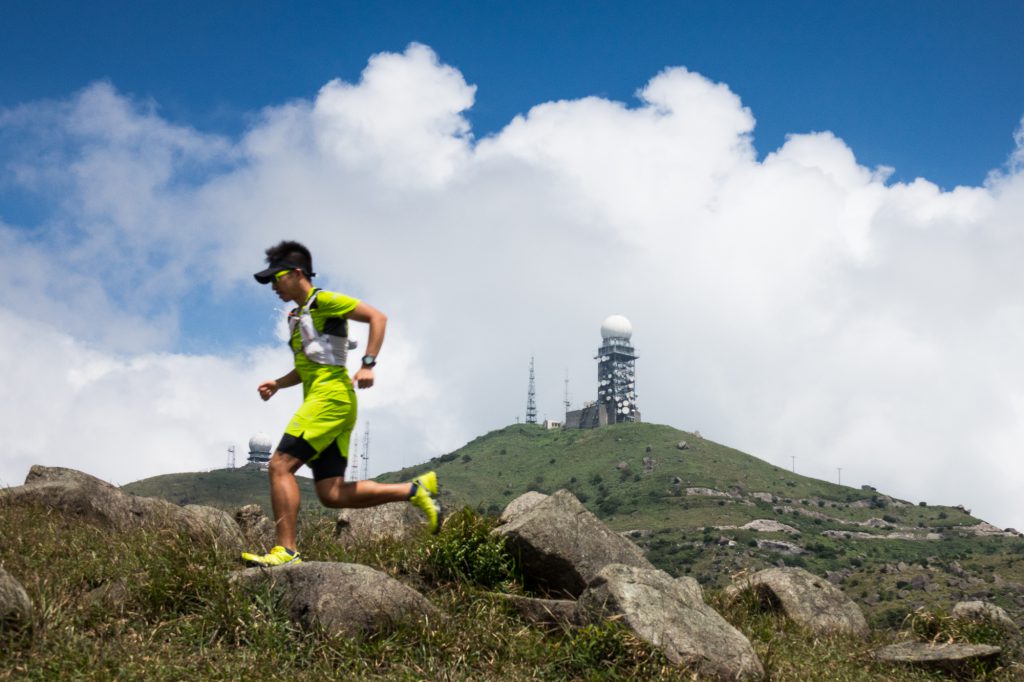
[564,315,640,429]
[245,432,273,470]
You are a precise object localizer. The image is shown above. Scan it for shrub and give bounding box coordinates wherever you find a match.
[906,606,1017,660]
[419,507,517,589]
[551,621,673,678]
[598,497,622,516]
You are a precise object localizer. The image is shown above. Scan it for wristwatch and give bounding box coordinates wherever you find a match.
[361,355,377,368]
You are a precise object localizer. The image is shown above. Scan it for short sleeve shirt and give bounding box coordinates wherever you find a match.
[290,289,360,396]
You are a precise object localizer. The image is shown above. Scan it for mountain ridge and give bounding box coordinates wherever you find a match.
[122,421,1024,629]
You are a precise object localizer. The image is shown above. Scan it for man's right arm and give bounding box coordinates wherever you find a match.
[258,369,300,401]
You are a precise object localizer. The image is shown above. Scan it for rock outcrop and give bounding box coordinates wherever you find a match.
[335,502,426,543]
[184,504,246,554]
[738,519,800,535]
[725,567,868,637]
[952,600,1020,633]
[0,567,32,630]
[579,564,764,681]
[873,642,1001,674]
[497,491,548,524]
[234,504,276,550]
[492,593,586,628]
[494,490,654,597]
[4,466,210,544]
[233,562,440,637]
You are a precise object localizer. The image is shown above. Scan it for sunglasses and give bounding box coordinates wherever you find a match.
[273,269,295,283]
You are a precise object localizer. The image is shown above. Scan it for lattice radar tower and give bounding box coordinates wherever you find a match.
[596,315,639,423]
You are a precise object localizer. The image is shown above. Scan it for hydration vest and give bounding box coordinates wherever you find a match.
[287,289,357,366]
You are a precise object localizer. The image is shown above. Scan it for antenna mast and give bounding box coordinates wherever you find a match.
[227,445,235,469]
[360,422,370,480]
[526,357,538,424]
[564,369,571,417]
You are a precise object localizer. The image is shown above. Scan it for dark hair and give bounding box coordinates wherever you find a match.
[264,240,314,279]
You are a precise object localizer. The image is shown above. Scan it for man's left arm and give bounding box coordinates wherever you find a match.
[347,301,387,388]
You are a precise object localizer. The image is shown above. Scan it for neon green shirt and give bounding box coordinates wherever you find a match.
[289,288,360,397]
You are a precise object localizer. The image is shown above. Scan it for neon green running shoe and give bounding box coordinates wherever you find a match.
[241,545,302,567]
[409,471,442,534]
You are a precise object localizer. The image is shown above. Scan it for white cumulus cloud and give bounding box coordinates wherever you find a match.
[1,43,1023,532]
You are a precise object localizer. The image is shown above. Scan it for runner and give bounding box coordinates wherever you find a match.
[242,240,441,567]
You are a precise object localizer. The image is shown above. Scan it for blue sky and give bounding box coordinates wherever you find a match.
[3,1,1022,190]
[2,3,1024,532]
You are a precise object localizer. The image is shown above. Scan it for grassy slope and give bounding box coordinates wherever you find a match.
[123,422,1024,629]
[379,422,976,529]
[378,422,1024,628]
[6,422,1023,679]
[121,467,317,516]
[2,501,1021,680]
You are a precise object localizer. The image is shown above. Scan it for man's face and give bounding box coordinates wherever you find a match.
[271,269,302,301]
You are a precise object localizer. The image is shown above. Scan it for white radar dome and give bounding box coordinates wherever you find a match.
[248,432,273,454]
[601,315,633,340]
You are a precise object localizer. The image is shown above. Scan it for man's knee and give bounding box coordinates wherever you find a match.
[269,451,303,477]
[315,477,352,507]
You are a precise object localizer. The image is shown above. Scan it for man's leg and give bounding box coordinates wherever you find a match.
[315,477,415,508]
[314,465,442,534]
[268,450,304,550]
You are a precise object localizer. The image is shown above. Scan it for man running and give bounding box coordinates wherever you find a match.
[242,240,441,567]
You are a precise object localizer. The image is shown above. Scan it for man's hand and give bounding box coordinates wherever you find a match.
[353,367,375,389]
[258,379,279,401]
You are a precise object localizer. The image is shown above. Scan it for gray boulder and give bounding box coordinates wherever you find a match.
[739,519,799,535]
[5,466,209,543]
[492,593,586,628]
[755,539,803,554]
[673,575,705,604]
[498,491,549,525]
[952,600,1020,633]
[235,504,276,550]
[579,564,763,680]
[873,642,1001,674]
[25,465,110,487]
[724,567,868,637]
[0,567,33,630]
[335,502,425,543]
[494,489,653,597]
[184,504,246,554]
[233,561,440,636]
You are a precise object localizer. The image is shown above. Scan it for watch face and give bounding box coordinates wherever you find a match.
[362,355,376,366]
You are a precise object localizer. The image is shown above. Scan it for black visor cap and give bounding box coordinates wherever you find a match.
[253,262,316,284]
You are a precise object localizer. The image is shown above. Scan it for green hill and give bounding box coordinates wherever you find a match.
[380,422,1024,628]
[124,422,1024,629]
[121,467,317,516]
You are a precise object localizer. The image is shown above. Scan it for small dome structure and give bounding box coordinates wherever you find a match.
[248,432,273,455]
[601,314,633,340]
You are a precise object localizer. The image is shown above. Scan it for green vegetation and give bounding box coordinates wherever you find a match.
[101,421,1024,677]
[0,501,682,680]
[121,468,316,516]
[4,499,1022,679]
[126,422,1024,633]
